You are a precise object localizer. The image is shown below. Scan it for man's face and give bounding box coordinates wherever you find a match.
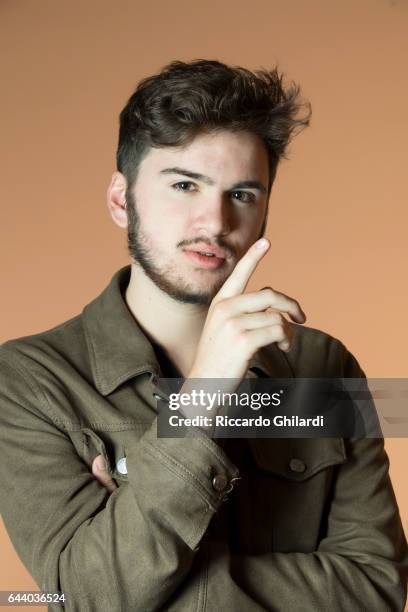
[126,129,270,305]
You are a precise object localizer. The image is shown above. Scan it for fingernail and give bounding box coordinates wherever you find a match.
[95,456,106,471]
[256,238,269,250]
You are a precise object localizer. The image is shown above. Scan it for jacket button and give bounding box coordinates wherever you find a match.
[289,458,306,473]
[153,392,166,402]
[212,474,229,492]
[116,457,127,475]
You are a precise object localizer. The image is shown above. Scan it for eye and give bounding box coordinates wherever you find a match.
[231,190,256,204]
[172,181,197,192]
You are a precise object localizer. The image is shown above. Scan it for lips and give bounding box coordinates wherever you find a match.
[183,244,228,259]
[183,247,227,270]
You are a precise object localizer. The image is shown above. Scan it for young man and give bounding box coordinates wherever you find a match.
[0,59,406,611]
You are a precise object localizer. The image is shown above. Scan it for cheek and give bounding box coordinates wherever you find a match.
[140,209,186,251]
[136,187,188,234]
[237,205,266,237]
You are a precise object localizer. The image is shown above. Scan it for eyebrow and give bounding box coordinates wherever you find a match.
[159,166,267,194]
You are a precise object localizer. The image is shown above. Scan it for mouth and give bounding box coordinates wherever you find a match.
[183,248,227,270]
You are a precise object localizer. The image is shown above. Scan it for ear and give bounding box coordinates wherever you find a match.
[107,171,128,229]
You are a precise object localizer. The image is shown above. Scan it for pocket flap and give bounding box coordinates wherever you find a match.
[248,437,346,481]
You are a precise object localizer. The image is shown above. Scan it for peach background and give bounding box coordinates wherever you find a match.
[1,0,407,608]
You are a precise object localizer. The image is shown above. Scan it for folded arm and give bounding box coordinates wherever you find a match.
[0,354,238,612]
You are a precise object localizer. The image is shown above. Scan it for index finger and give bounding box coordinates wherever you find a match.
[215,238,270,300]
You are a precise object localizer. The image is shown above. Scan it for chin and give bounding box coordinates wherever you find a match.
[173,281,221,305]
[170,289,214,306]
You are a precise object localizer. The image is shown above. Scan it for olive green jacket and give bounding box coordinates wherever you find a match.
[0,266,406,611]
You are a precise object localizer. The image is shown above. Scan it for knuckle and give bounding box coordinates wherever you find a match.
[270,311,284,325]
[213,298,229,317]
[225,317,240,335]
[262,287,274,298]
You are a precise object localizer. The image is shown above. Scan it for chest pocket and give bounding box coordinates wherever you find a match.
[231,438,347,554]
[248,437,346,481]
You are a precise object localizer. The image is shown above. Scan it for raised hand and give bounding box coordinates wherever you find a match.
[188,238,306,383]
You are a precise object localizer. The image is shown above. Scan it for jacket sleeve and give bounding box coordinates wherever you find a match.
[0,353,239,612]
[199,346,408,611]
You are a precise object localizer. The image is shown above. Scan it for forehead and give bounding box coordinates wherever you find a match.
[139,130,269,182]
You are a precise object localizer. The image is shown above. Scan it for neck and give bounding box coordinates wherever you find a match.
[125,262,209,377]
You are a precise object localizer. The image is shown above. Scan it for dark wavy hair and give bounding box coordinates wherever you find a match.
[117,59,311,193]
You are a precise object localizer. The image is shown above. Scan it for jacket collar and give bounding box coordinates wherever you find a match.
[82,265,293,396]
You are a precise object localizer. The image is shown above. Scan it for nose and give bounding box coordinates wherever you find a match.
[191,193,231,237]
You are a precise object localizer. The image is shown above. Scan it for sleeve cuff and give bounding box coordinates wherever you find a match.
[125,417,241,550]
